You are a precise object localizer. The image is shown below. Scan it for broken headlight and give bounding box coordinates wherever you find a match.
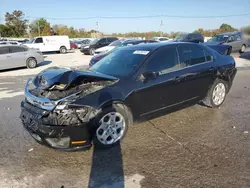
[55,93,81,110]
[55,101,71,110]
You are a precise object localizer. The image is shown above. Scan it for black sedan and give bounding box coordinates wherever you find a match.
[20,42,237,150]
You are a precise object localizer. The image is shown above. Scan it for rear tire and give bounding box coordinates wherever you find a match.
[202,79,228,108]
[93,104,133,149]
[60,46,67,54]
[239,45,246,53]
[26,57,37,69]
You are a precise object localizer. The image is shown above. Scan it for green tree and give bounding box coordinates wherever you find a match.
[0,24,13,37]
[29,18,51,36]
[5,10,28,37]
[219,23,237,32]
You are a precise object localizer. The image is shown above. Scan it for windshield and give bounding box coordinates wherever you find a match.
[28,38,35,43]
[90,38,99,45]
[208,35,229,42]
[174,34,188,41]
[109,40,121,46]
[90,48,151,77]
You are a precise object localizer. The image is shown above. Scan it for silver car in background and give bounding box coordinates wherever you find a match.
[0,45,44,70]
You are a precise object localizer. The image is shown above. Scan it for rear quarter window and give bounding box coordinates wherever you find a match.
[10,46,25,53]
[178,45,207,66]
[0,47,9,54]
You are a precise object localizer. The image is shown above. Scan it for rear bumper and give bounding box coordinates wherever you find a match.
[36,55,44,64]
[20,101,92,151]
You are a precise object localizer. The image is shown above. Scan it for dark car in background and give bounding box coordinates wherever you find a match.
[89,39,158,66]
[80,37,118,55]
[206,32,248,53]
[20,42,237,150]
[205,44,232,55]
[173,33,204,43]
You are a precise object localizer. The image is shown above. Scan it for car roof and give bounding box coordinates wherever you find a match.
[0,44,25,48]
[219,31,241,36]
[120,42,194,51]
[122,39,156,44]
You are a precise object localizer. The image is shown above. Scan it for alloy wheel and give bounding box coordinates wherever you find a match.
[29,59,36,68]
[96,112,126,145]
[212,83,226,106]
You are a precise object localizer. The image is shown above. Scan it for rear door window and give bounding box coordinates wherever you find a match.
[178,45,207,66]
[99,38,107,44]
[107,38,116,43]
[145,46,179,74]
[10,46,25,53]
[0,47,10,55]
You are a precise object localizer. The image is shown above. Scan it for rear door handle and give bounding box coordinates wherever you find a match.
[6,55,11,58]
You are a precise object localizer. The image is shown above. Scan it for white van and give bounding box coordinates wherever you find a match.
[25,36,70,53]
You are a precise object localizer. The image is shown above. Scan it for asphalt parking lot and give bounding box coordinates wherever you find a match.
[0,50,250,188]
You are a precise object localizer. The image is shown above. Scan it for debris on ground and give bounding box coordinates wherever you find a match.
[243,131,249,134]
[28,148,34,152]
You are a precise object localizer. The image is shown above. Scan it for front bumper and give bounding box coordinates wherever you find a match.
[20,101,92,151]
[80,48,90,54]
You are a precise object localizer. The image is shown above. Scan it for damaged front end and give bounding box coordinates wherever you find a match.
[20,67,118,150]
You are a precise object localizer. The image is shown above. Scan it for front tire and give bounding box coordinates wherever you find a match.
[26,57,37,69]
[89,48,95,55]
[93,104,132,149]
[202,79,228,108]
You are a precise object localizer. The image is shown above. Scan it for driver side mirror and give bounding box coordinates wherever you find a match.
[140,71,158,82]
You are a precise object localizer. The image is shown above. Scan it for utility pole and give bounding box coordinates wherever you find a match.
[160,20,163,37]
[37,21,40,36]
[96,21,99,38]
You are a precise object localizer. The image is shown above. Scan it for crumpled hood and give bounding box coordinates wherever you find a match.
[33,67,118,90]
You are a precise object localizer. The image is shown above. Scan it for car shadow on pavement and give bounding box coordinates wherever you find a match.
[88,144,124,188]
[239,52,250,61]
[88,91,125,188]
[39,60,52,67]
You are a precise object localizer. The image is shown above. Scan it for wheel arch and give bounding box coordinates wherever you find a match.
[215,71,231,92]
[99,100,134,125]
[60,45,67,49]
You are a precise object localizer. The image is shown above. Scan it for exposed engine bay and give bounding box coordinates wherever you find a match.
[29,80,111,100]
[28,67,117,100]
